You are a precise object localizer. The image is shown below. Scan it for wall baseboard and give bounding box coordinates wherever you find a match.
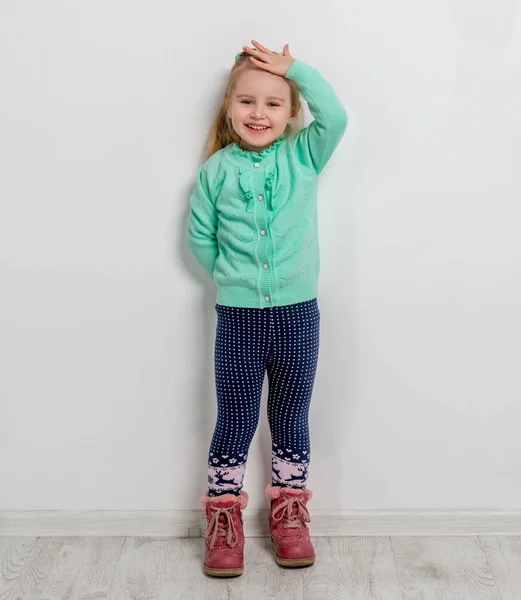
[2,509,521,537]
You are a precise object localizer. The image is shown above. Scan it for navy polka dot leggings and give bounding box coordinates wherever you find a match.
[207,298,320,497]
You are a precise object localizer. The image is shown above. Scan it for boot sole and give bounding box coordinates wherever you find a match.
[203,565,244,577]
[276,555,316,568]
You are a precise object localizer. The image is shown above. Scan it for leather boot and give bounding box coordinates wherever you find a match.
[266,485,315,567]
[200,491,248,577]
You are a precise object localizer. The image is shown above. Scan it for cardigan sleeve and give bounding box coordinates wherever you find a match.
[187,165,218,275]
[285,59,348,174]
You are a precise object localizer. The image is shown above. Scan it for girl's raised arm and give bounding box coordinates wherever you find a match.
[285,59,348,174]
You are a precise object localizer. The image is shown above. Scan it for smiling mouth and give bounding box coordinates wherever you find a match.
[245,124,270,131]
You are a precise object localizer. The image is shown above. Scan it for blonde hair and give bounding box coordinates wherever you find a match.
[205,51,304,160]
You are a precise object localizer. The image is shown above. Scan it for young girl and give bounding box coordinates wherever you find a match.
[187,40,347,577]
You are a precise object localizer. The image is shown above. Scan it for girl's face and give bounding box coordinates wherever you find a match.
[227,68,294,152]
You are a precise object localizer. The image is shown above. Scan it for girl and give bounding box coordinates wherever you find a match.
[187,40,347,577]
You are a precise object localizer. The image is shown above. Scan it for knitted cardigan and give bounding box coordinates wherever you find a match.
[187,59,347,308]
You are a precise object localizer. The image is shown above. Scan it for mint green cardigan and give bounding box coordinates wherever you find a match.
[187,59,347,308]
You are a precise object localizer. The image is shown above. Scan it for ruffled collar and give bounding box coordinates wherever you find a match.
[231,135,285,160]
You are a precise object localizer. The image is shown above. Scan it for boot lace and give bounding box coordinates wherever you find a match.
[204,505,239,549]
[272,495,310,530]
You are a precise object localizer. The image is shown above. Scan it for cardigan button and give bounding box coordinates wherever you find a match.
[260,230,266,236]
[265,296,271,302]
[254,162,260,168]
[258,195,264,201]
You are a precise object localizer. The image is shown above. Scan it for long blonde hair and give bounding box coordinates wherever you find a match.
[205,51,304,160]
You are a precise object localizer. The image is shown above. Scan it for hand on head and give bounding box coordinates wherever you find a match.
[240,40,295,77]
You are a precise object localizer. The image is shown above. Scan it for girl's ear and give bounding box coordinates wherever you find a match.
[288,101,301,122]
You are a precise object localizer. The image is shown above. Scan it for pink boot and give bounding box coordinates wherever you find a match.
[200,491,248,577]
[266,485,315,567]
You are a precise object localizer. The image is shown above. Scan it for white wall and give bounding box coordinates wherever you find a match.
[1,0,520,512]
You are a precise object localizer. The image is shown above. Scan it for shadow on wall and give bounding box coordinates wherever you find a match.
[174,177,217,504]
[168,71,232,506]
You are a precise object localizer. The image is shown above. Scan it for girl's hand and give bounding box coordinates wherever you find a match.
[242,40,294,76]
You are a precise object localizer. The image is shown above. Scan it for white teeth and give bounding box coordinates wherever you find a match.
[247,124,268,130]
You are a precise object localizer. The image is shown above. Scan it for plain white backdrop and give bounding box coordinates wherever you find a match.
[1,0,520,512]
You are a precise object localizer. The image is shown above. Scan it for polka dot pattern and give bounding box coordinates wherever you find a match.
[207,299,320,497]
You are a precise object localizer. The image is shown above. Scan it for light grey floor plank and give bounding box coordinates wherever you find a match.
[34,537,86,600]
[303,537,402,600]
[0,537,37,599]
[172,538,224,600]
[1,536,519,599]
[0,537,87,600]
[478,535,521,600]
[391,536,502,600]
[239,537,303,600]
[72,537,125,600]
[106,536,207,600]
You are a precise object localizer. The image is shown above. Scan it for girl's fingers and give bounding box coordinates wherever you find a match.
[243,46,270,63]
[243,41,291,73]
[251,40,272,54]
[242,45,261,56]
[249,56,269,69]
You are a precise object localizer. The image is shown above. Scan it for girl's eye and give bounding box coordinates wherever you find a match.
[240,100,279,107]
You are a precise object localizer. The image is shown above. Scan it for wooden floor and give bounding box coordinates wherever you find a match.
[1,535,520,599]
